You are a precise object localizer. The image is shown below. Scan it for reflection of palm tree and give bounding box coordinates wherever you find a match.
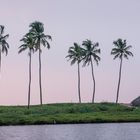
[29,21,52,105]
[0,25,9,72]
[66,43,83,103]
[19,33,35,109]
[82,39,100,103]
[111,38,133,104]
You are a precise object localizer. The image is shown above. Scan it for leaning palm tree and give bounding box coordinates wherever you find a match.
[0,25,9,72]
[66,43,84,103]
[19,33,35,109]
[111,38,133,104]
[29,21,52,105]
[82,39,101,103]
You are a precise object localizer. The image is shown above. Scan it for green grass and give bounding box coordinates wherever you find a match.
[0,103,139,125]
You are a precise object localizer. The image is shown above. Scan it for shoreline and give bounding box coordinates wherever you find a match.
[0,103,139,126]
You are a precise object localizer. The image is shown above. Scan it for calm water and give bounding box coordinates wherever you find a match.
[0,123,140,140]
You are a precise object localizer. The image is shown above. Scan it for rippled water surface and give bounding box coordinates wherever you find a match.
[0,123,140,140]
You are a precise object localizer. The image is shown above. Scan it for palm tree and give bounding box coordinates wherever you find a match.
[82,39,101,103]
[111,38,133,104]
[19,33,35,109]
[29,21,52,105]
[66,43,84,103]
[0,25,9,72]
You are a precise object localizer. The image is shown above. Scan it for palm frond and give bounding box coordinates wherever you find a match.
[0,25,4,35]
[70,58,77,65]
[18,47,28,54]
[19,44,27,48]
[93,42,99,48]
[111,51,119,55]
[82,56,91,66]
[113,53,120,60]
[111,48,120,54]
[125,50,133,57]
[46,41,51,49]
[41,39,46,47]
[0,26,9,54]
[94,58,99,65]
[94,48,101,54]
[45,35,52,40]
[2,44,8,55]
[1,40,9,48]
[123,53,128,59]
[93,54,101,65]
[119,54,123,59]
[2,34,9,40]
[124,45,132,51]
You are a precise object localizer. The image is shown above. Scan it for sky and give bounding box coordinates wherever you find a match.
[0,0,140,105]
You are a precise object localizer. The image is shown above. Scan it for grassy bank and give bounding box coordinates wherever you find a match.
[0,103,140,125]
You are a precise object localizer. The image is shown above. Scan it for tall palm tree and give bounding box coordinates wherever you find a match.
[111,38,133,104]
[0,25,9,72]
[29,21,52,105]
[19,33,35,109]
[82,39,101,103]
[66,43,84,103]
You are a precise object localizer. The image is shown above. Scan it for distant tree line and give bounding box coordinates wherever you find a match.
[0,22,133,109]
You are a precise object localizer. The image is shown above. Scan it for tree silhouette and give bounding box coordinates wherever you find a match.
[29,21,52,105]
[82,39,101,103]
[66,43,84,103]
[19,33,35,109]
[0,25,9,72]
[111,38,133,104]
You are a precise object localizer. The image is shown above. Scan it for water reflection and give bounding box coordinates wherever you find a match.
[0,123,140,140]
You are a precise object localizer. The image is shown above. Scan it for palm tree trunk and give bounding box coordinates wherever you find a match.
[116,58,123,104]
[39,49,43,105]
[78,62,81,103]
[28,51,32,109]
[91,58,96,103]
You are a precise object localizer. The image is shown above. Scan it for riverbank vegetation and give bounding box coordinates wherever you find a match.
[0,103,139,126]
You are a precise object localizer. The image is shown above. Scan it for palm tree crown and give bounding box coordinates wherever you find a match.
[66,43,84,65]
[18,33,35,54]
[82,39,100,66]
[0,25,9,55]
[0,25,9,72]
[29,21,52,51]
[111,38,133,59]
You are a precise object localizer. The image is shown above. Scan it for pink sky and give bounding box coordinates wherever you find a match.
[0,0,140,105]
